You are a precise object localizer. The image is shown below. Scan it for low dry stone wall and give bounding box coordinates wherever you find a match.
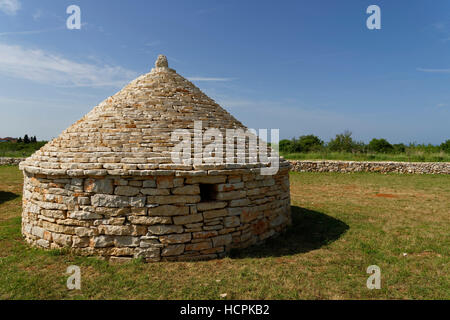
[0,157,25,166]
[289,160,449,174]
[4,158,448,174]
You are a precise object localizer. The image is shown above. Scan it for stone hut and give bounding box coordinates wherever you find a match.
[19,55,291,262]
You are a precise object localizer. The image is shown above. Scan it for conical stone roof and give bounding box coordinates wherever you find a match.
[20,55,280,177]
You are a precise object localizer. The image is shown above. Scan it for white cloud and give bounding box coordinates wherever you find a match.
[0,0,20,15]
[0,43,138,87]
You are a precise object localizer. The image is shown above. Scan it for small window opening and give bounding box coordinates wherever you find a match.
[199,184,217,201]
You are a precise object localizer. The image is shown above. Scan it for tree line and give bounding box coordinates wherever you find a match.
[279,131,450,154]
[16,135,38,144]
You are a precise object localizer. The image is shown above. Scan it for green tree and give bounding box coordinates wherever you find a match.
[23,134,30,144]
[440,139,450,153]
[296,135,324,152]
[393,143,406,153]
[279,139,294,153]
[368,138,394,153]
[327,130,357,153]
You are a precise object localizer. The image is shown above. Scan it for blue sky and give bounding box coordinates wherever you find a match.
[0,0,449,144]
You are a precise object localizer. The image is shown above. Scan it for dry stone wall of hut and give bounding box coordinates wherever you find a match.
[22,164,291,262]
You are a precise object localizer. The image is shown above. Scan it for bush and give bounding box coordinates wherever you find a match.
[295,135,324,152]
[279,139,294,153]
[327,131,359,153]
[279,135,324,153]
[368,138,394,153]
[440,140,450,153]
[393,143,406,153]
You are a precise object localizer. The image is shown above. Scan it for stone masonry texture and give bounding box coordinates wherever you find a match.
[8,157,449,174]
[289,160,449,174]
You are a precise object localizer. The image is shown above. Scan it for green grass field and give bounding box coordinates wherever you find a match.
[0,165,448,299]
[280,151,450,162]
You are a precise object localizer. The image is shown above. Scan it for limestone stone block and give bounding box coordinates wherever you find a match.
[84,178,113,194]
[114,236,140,247]
[147,205,189,216]
[229,199,250,207]
[140,239,163,248]
[214,182,244,192]
[215,190,246,201]
[161,244,185,256]
[128,216,172,225]
[129,180,142,187]
[131,225,148,236]
[31,226,45,238]
[241,209,260,223]
[196,201,227,211]
[115,186,140,196]
[36,239,50,248]
[131,207,147,215]
[91,194,130,208]
[203,209,227,220]
[52,233,72,246]
[143,179,156,188]
[185,176,226,184]
[146,195,201,205]
[193,230,218,239]
[72,236,90,248]
[129,196,146,207]
[156,176,173,188]
[91,194,145,208]
[185,241,212,251]
[93,235,114,248]
[212,234,232,247]
[98,225,132,236]
[75,227,95,237]
[147,224,183,235]
[224,216,240,228]
[171,185,200,195]
[160,233,191,244]
[69,211,102,220]
[173,213,203,225]
[141,188,170,196]
[173,177,184,187]
[134,247,160,259]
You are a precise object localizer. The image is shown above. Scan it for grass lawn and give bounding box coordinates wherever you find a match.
[0,165,448,299]
[280,151,450,162]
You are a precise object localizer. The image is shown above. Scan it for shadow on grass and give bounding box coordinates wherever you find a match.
[0,191,19,205]
[230,206,349,259]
